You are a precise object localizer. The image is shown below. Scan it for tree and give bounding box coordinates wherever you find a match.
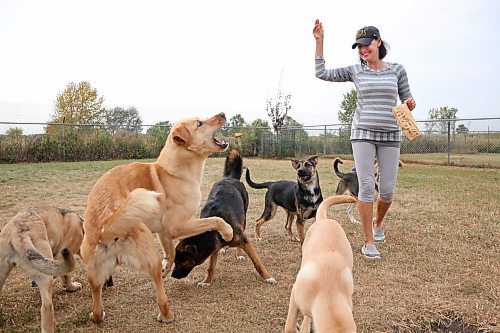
[105,106,143,134]
[50,81,105,124]
[284,116,308,141]
[425,106,458,134]
[267,90,292,134]
[230,114,246,128]
[6,127,23,140]
[147,121,171,141]
[338,88,357,125]
[456,124,469,134]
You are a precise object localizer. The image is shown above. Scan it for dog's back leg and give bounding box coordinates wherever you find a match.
[299,315,312,333]
[284,213,296,240]
[122,229,174,323]
[0,261,14,291]
[346,202,359,224]
[31,274,55,333]
[239,235,276,284]
[255,201,278,241]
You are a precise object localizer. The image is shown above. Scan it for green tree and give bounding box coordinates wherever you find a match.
[338,88,357,125]
[284,116,308,141]
[425,106,458,133]
[105,106,143,134]
[146,121,171,143]
[225,114,246,136]
[6,127,23,140]
[50,81,105,124]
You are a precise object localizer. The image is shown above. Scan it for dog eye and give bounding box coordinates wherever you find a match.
[197,121,203,127]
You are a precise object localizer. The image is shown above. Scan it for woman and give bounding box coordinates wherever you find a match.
[313,20,416,259]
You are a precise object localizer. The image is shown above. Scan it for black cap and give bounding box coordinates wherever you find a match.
[352,26,380,49]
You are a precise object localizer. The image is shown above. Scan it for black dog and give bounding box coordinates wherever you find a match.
[171,149,276,287]
[245,155,323,244]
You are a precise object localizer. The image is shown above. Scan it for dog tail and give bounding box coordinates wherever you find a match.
[26,247,77,276]
[224,149,244,180]
[316,195,357,220]
[98,188,163,244]
[333,158,345,178]
[245,167,273,189]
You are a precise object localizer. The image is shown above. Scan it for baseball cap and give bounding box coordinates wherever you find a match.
[352,26,380,49]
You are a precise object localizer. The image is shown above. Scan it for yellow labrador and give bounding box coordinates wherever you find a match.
[0,207,83,333]
[80,113,233,324]
[284,195,357,333]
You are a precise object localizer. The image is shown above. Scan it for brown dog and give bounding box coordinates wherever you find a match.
[80,113,234,324]
[0,207,83,333]
[284,195,357,333]
[246,155,323,243]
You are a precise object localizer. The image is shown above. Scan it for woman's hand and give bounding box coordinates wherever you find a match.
[313,19,324,41]
[405,98,416,111]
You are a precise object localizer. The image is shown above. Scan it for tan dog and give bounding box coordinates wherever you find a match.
[80,113,234,324]
[0,207,83,333]
[284,195,357,333]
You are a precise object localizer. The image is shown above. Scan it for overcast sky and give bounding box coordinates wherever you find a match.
[0,0,499,127]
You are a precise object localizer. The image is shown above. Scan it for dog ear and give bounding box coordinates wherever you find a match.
[308,155,319,166]
[291,159,300,170]
[185,244,197,255]
[172,125,191,147]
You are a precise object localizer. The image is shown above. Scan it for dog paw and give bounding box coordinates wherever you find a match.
[350,218,360,224]
[291,235,301,242]
[254,236,263,241]
[157,313,174,323]
[236,255,246,261]
[90,310,106,323]
[265,277,277,285]
[64,281,82,292]
[197,281,212,288]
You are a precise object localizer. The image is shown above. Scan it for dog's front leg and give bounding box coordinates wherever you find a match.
[299,315,312,333]
[284,289,300,333]
[296,218,306,244]
[198,251,219,288]
[157,233,175,278]
[168,217,233,241]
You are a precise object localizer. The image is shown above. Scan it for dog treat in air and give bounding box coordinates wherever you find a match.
[392,102,420,141]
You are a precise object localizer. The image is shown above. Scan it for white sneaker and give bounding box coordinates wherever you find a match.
[361,244,381,259]
[373,226,386,243]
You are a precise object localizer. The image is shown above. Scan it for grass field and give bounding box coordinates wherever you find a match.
[0,157,499,333]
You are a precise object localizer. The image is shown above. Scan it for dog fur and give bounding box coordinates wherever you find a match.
[245,155,323,244]
[80,113,234,324]
[333,158,403,224]
[284,195,357,333]
[171,149,276,287]
[0,207,83,333]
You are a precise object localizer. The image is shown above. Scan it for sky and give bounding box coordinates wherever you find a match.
[0,0,499,128]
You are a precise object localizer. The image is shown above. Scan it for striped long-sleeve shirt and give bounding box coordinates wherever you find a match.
[315,56,413,142]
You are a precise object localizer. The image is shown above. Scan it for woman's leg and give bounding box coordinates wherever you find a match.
[352,142,377,245]
[373,145,401,229]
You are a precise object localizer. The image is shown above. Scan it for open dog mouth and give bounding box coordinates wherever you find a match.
[213,134,229,150]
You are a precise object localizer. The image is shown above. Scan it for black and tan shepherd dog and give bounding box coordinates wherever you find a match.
[171,149,276,288]
[245,155,323,244]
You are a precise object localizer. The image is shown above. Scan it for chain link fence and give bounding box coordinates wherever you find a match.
[0,118,499,167]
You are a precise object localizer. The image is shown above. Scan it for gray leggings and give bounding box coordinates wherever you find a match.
[352,141,400,203]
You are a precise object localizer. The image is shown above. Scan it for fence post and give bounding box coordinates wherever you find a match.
[447,120,451,165]
[61,116,66,161]
[323,125,326,156]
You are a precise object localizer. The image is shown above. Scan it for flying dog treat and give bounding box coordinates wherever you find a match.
[392,102,420,141]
